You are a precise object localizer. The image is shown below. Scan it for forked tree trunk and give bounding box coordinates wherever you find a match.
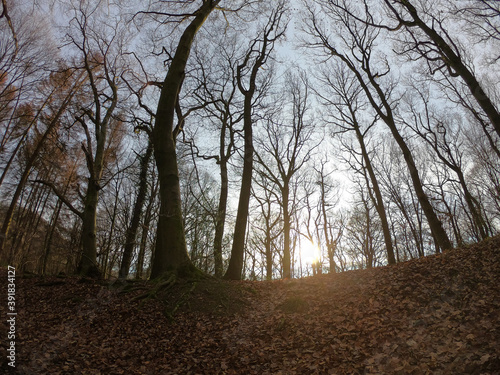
[224,5,286,280]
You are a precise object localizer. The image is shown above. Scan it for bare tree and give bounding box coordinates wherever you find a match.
[254,72,316,278]
[181,38,243,277]
[376,139,428,259]
[311,159,344,273]
[455,0,500,55]
[0,2,58,189]
[119,140,153,279]
[69,2,128,277]
[345,184,385,269]
[316,61,396,265]
[146,0,223,279]
[29,1,129,277]
[224,2,287,280]
[250,174,282,280]
[404,88,492,241]
[358,0,500,138]
[135,167,159,279]
[305,1,453,252]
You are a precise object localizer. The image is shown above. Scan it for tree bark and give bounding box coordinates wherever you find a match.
[77,179,101,277]
[150,1,220,279]
[224,91,254,280]
[119,141,153,279]
[282,184,291,278]
[353,126,396,265]
[213,157,228,277]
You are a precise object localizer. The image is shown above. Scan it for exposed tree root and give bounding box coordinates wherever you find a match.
[163,281,198,322]
[133,272,177,302]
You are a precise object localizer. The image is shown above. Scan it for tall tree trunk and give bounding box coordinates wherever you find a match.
[223,5,286,280]
[321,198,337,274]
[213,159,228,277]
[119,141,153,279]
[224,93,253,280]
[311,0,453,252]
[354,126,396,265]
[78,179,101,277]
[135,221,149,280]
[393,133,453,251]
[135,181,157,279]
[15,182,50,272]
[457,172,490,240]
[76,107,113,278]
[265,234,273,280]
[41,198,63,275]
[345,56,452,252]
[150,1,220,279]
[282,184,291,278]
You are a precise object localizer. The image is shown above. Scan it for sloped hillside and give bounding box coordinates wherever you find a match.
[1,237,499,374]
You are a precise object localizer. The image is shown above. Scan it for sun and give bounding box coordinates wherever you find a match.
[300,239,321,266]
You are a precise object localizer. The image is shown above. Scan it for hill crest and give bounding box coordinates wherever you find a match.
[2,236,499,374]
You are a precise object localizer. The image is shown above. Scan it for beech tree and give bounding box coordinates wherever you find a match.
[333,0,500,139]
[147,0,223,279]
[182,39,242,277]
[305,1,453,252]
[316,62,396,265]
[4,0,500,280]
[29,1,130,277]
[382,0,500,139]
[404,88,492,241]
[254,72,316,278]
[224,2,287,280]
[72,3,127,277]
[119,140,153,279]
[250,174,282,280]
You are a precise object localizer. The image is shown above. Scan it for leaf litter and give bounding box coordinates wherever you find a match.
[1,236,499,374]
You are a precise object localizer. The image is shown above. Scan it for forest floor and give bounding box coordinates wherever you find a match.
[1,237,500,374]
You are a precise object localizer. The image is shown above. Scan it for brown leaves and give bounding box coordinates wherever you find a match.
[7,236,500,374]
